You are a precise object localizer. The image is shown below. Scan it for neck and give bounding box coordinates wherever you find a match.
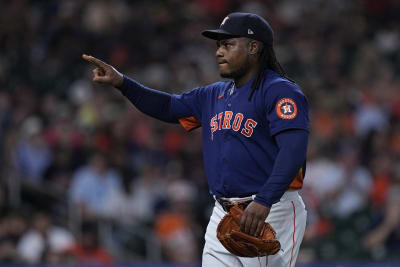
[234,62,261,87]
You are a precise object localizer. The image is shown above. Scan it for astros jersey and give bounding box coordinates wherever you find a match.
[170,70,309,200]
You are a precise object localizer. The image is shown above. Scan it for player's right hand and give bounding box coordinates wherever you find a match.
[82,54,124,87]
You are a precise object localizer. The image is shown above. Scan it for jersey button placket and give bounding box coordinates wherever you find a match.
[221,86,232,196]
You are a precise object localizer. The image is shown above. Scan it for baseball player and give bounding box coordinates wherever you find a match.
[83,12,309,267]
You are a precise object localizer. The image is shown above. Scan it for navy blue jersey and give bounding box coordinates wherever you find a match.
[170,70,309,198]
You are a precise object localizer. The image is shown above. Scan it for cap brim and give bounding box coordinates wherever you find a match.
[202,29,239,40]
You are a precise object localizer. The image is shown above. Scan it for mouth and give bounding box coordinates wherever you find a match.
[218,60,228,65]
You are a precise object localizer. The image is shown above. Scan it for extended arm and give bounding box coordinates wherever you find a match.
[118,76,178,123]
[82,54,178,123]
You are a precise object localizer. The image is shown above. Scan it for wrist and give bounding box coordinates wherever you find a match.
[113,72,124,88]
[254,196,272,208]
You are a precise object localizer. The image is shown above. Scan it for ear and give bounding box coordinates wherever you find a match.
[248,40,262,55]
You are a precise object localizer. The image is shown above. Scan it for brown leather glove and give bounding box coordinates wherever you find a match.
[217,203,281,257]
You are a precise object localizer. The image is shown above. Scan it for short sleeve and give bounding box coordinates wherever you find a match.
[171,86,206,131]
[266,81,309,136]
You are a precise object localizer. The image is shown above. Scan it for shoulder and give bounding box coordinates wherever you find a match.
[71,167,97,187]
[72,167,90,180]
[189,81,230,93]
[174,81,231,101]
[19,230,40,242]
[49,227,75,242]
[212,80,231,88]
[260,71,309,115]
[263,70,304,96]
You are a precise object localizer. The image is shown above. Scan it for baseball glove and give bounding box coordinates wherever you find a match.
[217,203,281,257]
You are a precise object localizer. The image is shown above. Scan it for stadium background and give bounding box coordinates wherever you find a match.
[1,0,400,266]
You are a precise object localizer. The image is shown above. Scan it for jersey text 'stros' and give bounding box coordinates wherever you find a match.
[171,70,309,206]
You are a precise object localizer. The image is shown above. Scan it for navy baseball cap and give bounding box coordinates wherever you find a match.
[202,12,274,46]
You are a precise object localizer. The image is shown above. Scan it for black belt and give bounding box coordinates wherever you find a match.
[216,198,252,212]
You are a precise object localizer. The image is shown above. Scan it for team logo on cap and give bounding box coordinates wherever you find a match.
[221,16,229,26]
[276,98,298,119]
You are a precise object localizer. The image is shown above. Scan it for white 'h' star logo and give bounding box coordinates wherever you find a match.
[276,98,298,119]
[282,104,292,114]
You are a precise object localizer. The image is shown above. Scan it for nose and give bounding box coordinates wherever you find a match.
[216,47,224,58]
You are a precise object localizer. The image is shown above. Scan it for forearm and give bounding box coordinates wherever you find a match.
[254,129,308,207]
[117,76,179,123]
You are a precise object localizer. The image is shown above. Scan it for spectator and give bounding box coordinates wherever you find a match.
[154,179,200,264]
[101,169,138,225]
[63,221,113,265]
[326,146,372,218]
[14,117,52,185]
[43,147,75,197]
[121,163,166,223]
[363,172,400,259]
[0,213,26,263]
[69,152,122,218]
[17,212,74,263]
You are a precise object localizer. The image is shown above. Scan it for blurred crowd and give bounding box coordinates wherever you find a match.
[1,0,400,265]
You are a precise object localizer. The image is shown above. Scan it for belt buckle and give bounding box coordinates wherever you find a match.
[216,198,230,212]
[236,200,251,210]
[218,198,251,212]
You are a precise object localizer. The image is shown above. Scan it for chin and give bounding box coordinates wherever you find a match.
[219,64,233,77]
[220,70,234,78]
[220,73,231,78]
[221,65,248,80]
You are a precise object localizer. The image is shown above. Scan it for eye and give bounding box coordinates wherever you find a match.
[220,40,228,47]
[225,41,235,48]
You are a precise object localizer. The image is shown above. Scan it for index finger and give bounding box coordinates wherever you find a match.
[82,54,107,68]
[240,211,250,233]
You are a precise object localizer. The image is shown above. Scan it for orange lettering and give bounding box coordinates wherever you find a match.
[218,112,223,130]
[232,113,244,131]
[222,111,233,129]
[210,115,218,133]
[241,119,257,137]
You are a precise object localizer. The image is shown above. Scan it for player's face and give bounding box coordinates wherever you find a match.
[216,38,251,79]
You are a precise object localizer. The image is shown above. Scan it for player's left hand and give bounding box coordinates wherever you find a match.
[240,201,270,237]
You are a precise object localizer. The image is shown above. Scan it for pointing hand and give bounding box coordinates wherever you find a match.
[82,54,124,87]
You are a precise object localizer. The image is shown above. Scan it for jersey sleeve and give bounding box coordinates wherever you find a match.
[170,86,207,131]
[266,81,309,136]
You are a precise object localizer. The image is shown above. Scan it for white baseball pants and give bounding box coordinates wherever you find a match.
[202,190,307,267]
